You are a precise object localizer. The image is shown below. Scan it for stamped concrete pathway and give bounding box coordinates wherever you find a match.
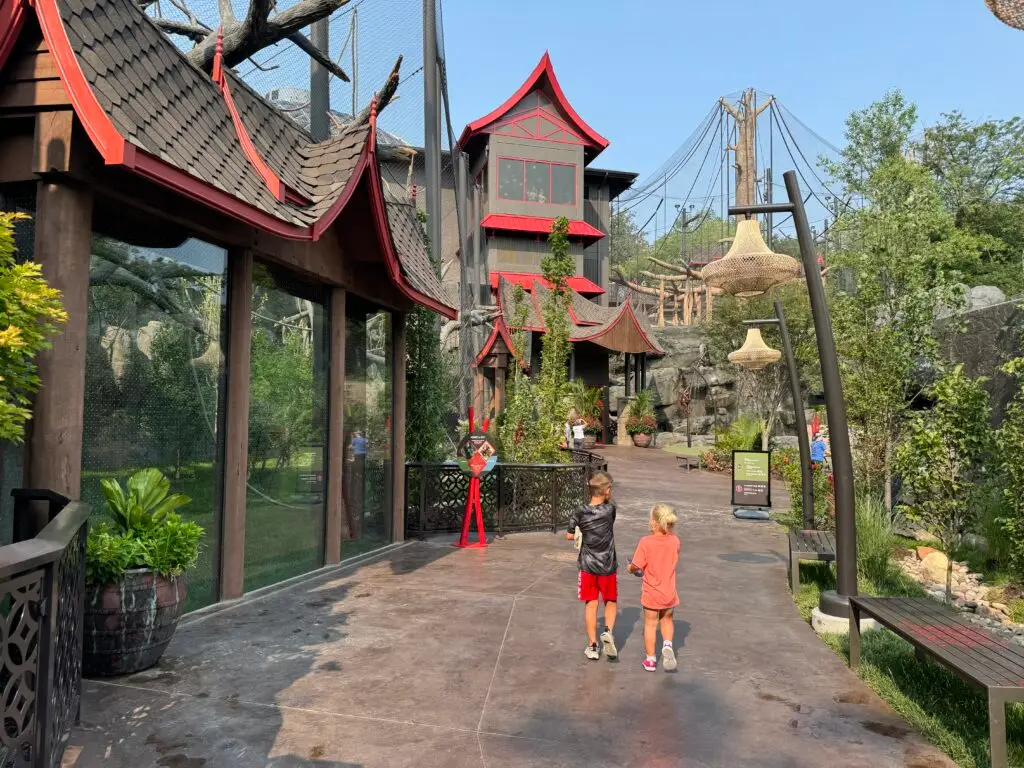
[65,446,954,768]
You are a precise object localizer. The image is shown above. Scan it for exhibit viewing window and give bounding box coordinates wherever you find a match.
[244,263,329,592]
[498,158,576,205]
[82,233,228,610]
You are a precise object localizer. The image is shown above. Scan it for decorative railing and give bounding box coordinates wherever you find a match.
[405,450,608,536]
[0,490,89,768]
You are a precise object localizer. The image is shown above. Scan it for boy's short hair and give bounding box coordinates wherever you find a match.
[651,503,678,532]
[588,470,613,496]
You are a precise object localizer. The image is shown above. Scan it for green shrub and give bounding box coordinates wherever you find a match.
[774,450,833,529]
[86,468,204,587]
[857,493,897,586]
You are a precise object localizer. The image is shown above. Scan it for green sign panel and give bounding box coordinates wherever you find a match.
[732,450,771,508]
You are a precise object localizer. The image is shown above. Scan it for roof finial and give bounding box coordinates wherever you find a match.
[369,95,378,146]
[212,27,224,85]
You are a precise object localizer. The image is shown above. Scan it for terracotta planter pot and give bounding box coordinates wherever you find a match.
[632,433,652,448]
[583,435,597,450]
[83,569,187,677]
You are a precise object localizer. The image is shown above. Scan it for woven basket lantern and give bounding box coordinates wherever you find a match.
[700,218,801,298]
[987,0,1024,28]
[728,328,782,371]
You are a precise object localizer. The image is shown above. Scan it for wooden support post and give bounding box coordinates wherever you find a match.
[494,353,506,416]
[683,284,692,327]
[220,250,253,600]
[26,179,93,509]
[325,288,346,564]
[624,354,631,397]
[707,285,714,320]
[391,312,407,542]
[657,279,665,328]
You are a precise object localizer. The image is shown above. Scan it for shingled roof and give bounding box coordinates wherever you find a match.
[487,275,663,363]
[18,0,454,316]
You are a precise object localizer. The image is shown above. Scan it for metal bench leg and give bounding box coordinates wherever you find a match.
[849,603,861,669]
[790,553,800,592]
[989,690,1008,768]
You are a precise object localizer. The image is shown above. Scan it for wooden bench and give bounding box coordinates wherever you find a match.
[675,454,698,471]
[850,596,1024,768]
[788,530,836,590]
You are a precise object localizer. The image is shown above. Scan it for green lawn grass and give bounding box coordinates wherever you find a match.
[795,561,1024,767]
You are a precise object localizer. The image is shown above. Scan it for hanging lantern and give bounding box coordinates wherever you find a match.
[700,218,801,298]
[728,328,781,371]
[986,0,1024,28]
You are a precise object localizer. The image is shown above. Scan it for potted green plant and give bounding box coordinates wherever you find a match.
[625,390,658,448]
[83,468,204,677]
[583,418,603,449]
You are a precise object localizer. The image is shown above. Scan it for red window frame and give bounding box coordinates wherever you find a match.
[496,156,576,206]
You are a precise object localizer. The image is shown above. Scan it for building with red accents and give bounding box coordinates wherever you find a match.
[457,54,660,421]
[0,0,454,605]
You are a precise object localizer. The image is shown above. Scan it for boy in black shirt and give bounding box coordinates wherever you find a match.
[567,471,618,660]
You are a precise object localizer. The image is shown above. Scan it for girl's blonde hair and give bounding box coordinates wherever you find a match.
[651,504,678,533]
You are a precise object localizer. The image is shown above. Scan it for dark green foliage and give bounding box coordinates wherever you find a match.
[86,468,204,586]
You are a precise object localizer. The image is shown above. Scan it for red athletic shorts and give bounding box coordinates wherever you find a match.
[578,571,617,602]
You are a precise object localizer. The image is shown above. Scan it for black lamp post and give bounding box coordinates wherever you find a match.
[721,170,856,618]
[743,301,814,528]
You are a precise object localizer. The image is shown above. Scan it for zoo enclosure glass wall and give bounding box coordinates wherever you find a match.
[83,232,228,610]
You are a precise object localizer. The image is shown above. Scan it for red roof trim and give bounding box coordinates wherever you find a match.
[458,52,609,152]
[35,0,129,164]
[212,34,311,207]
[473,316,522,367]
[365,124,457,319]
[481,213,606,244]
[0,0,28,74]
[489,271,604,297]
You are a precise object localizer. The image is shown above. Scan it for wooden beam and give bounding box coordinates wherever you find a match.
[0,129,33,182]
[391,312,407,542]
[33,110,73,174]
[220,250,253,600]
[0,79,70,109]
[26,178,92,510]
[325,287,346,563]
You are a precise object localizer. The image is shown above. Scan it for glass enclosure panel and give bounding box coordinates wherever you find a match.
[244,264,328,591]
[343,303,392,556]
[525,162,549,203]
[498,158,524,201]
[551,164,576,205]
[83,235,227,610]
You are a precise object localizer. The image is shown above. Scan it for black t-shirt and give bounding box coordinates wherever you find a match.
[568,502,617,576]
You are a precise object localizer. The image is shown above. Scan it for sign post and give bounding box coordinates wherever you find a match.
[732,450,771,520]
[454,407,497,548]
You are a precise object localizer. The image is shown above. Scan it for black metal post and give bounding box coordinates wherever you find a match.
[602,383,611,445]
[783,170,857,616]
[309,20,330,142]
[624,354,631,397]
[774,302,813,528]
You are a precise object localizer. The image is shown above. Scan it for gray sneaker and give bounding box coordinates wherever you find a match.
[662,645,677,671]
[600,631,618,660]
[585,644,600,660]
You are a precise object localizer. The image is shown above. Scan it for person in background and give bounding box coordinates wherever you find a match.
[810,432,827,469]
[572,418,586,450]
[564,408,580,450]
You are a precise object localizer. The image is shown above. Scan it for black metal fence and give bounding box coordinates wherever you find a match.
[0,491,89,767]
[405,449,608,536]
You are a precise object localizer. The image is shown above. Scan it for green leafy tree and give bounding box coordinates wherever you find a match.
[895,365,992,602]
[998,357,1024,582]
[533,217,575,463]
[0,213,67,442]
[405,210,455,462]
[498,286,539,463]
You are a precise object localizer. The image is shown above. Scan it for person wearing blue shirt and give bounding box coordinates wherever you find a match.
[810,434,827,468]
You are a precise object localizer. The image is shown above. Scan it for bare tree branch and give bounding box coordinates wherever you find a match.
[168,0,207,30]
[152,17,209,41]
[188,0,355,71]
[287,31,350,82]
[346,55,403,130]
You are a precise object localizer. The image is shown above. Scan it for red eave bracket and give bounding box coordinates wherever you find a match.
[212,31,310,206]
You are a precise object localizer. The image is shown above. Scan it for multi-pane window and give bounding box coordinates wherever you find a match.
[497,157,576,206]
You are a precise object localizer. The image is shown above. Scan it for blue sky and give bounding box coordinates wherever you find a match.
[441,0,1020,180]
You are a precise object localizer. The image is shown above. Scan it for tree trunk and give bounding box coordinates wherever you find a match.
[884,438,893,513]
[945,556,953,605]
